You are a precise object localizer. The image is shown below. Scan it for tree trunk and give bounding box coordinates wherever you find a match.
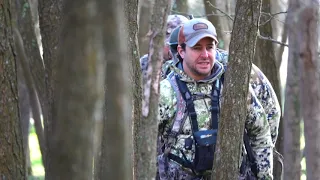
[136,0,172,179]
[0,1,26,179]
[17,66,32,176]
[172,0,188,13]
[270,0,287,69]
[203,0,232,50]
[283,1,302,178]
[297,1,320,179]
[47,0,105,179]
[123,0,142,179]
[28,0,42,52]
[95,0,132,179]
[138,0,154,56]
[38,0,63,174]
[212,0,262,179]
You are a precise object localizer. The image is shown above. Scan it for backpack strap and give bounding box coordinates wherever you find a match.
[163,74,187,155]
[211,79,221,129]
[175,76,221,131]
[175,77,199,132]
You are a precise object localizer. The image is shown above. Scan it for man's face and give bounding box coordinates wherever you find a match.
[178,37,217,80]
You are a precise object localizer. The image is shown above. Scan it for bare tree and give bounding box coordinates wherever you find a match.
[94,0,132,179]
[203,0,233,50]
[136,0,172,179]
[38,0,63,174]
[270,0,288,68]
[296,0,320,179]
[172,0,188,13]
[123,0,143,178]
[283,0,302,178]
[138,0,154,56]
[212,0,262,178]
[0,2,26,180]
[47,0,105,179]
[203,0,228,49]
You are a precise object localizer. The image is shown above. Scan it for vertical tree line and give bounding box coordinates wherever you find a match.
[0,0,319,179]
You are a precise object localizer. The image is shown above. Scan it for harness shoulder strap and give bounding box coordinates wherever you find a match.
[175,77,199,132]
[176,76,221,131]
[164,74,187,155]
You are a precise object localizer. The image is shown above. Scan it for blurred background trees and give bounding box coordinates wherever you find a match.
[0,0,318,179]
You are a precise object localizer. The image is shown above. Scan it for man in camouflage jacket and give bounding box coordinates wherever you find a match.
[157,18,280,180]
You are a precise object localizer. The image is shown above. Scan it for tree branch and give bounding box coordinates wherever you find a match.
[260,12,286,27]
[258,33,288,47]
[171,6,289,47]
[206,1,234,21]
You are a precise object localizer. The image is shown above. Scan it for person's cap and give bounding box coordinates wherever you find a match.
[178,18,218,47]
[166,15,188,43]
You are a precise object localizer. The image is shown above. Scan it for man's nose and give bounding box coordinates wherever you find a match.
[200,49,209,58]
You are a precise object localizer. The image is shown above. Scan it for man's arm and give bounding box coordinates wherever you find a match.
[250,64,281,145]
[246,86,273,180]
[158,79,177,132]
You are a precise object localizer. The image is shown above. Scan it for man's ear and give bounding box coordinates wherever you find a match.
[177,45,185,59]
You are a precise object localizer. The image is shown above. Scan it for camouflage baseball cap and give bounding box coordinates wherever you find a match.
[178,18,218,47]
[166,15,188,43]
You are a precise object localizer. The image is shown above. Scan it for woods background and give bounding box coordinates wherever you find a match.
[0,0,319,179]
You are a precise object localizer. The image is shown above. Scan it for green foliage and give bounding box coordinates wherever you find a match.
[29,125,45,179]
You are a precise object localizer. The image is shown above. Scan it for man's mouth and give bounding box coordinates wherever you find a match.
[198,62,210,66]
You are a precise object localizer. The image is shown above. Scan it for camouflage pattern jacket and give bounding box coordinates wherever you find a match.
[158,59,280,180]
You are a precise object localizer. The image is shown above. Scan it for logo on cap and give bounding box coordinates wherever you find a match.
[193,23,208,31]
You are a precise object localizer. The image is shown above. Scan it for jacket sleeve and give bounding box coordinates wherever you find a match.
[250,64,281,145]
[246,86,273,180]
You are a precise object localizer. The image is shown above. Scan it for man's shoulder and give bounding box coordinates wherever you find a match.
[160,77,174,93]
[250,64,275,92]
[159,78,177,105]
[216,48,229,66]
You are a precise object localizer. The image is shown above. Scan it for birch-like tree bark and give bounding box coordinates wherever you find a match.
[137,0,172,179]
